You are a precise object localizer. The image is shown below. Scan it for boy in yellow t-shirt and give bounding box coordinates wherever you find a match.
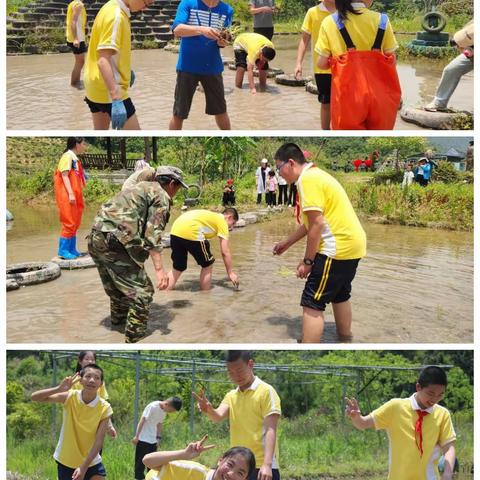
[233,32,276,94]
[294,0,335,129]
[66,0,87,87]
[84,0,153,131]
[273,143,366,343]
[345,366,456,480]
[193,351,281,480]
[166,208,240,290]
[31,365,113,480]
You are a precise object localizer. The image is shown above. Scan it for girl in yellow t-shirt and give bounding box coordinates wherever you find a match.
[73,351,117,439]
[144,436,256,480]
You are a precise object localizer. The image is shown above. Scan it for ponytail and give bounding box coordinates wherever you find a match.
[335,0,361,21]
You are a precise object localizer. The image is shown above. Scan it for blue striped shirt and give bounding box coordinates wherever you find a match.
[172,0,234,74]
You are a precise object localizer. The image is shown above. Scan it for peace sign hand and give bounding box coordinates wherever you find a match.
[345,397,361,418]
[184,435,216,460]
[58,373,81,392]
[192,389,213,414]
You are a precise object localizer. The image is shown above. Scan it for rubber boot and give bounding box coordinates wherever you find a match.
[69,236,83,257]
[58,237,78,260]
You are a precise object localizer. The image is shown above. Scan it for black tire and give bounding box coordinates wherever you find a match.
[6,261,61,287]
[275,74,307,86]
[422,12,446,33]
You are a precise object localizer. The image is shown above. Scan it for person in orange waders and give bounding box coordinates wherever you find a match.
[315,0,401,130]
[54,137,87,259]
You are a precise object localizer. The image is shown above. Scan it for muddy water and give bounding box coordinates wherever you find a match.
[6,36,473,130]
[7,205,473,344]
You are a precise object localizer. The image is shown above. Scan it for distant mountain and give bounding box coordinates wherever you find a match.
[427,137,473,155]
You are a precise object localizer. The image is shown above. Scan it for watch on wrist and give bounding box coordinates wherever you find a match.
[303,258,314,266]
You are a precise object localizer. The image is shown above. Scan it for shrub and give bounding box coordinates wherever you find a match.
[7,382,24,414]
[432,160,459,183]
[7,404,45,440]
[372,168,403,185]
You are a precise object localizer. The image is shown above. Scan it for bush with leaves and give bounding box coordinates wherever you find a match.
[432,160,459,183]
[372,168,404,185]
[7,403,46,441]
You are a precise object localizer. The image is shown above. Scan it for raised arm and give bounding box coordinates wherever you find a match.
[345,397,375,430]
[31,374,80,403]
[143,435,216,470]
[192,389,230,423]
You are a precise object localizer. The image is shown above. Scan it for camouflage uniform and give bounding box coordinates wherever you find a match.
[88,181,172,343]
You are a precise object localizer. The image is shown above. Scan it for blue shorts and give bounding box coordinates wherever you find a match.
[250,469,280,480]
[57,461,106,480]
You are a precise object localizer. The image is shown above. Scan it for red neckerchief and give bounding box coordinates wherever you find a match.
[295,163,316,224]
[415,410,430,456]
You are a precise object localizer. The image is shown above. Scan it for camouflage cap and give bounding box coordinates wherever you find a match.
[155,166,189,188]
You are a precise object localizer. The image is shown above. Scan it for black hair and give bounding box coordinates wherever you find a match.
[226,351,252,363]
[166,396,183,411]
[274,143,306,165]
[219,447,256,477]
[80,363,104,382]
[223,207,239,222]
[261,46,276,61]
[418,366,447,388]
[268,170,276,176]
[76,350,96,373]
[65,137,85,153]
[335,0,362,21]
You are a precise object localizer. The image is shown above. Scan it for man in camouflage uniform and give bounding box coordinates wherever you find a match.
[88,166,188,343]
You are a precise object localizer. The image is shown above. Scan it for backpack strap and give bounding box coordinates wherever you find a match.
[371,12,388,50]
[332,12,356,50]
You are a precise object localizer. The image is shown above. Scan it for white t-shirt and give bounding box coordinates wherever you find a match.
[139,401,167,444]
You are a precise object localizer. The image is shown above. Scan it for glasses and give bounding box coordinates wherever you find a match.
[277,161,289,174]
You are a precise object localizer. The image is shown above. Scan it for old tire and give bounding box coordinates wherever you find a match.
[275,74,307,86]
[422,12,446,34]
[6,261,61,287]
[305,80,318,95]
[51,254,96,270]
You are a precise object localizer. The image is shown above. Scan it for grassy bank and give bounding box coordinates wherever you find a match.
[7,167,474,231]
[7,410,473,479]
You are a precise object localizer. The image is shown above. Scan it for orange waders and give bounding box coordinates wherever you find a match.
[329,13,401,130]
[54,160,86,238]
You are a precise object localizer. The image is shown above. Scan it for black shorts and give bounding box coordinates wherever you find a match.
[57,461,106,480]
[84,97,136,119]
[173,71,227,119]
[234,49,270,71]
[250,469,280,480]
[301,254,360,311]
[314,73,332,104]
[170,234,216,271]
[67,41,87,54]
[253,26,274,40]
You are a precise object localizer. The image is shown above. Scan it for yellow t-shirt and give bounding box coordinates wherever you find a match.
[66,1,87,43]
[53,390,113,469]
[57,150,80,173]
[71,381,109,400]
[171,210,229,241]
[146,460,212,480]
[301,3,332,74]
[372,395,456,480]
[84,0,132,103]
[233,33,275,65]
[297,164,366,260]
[315,4,397,57]
[221,376,281,467]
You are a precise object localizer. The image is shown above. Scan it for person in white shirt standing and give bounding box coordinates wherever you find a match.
[132,396,183,480]
[402,164,415,188]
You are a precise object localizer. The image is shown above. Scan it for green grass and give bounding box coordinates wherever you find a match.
[7,411,473,479]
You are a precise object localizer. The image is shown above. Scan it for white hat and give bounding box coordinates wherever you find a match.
[261,158,268,164]
[453,21,474,48]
